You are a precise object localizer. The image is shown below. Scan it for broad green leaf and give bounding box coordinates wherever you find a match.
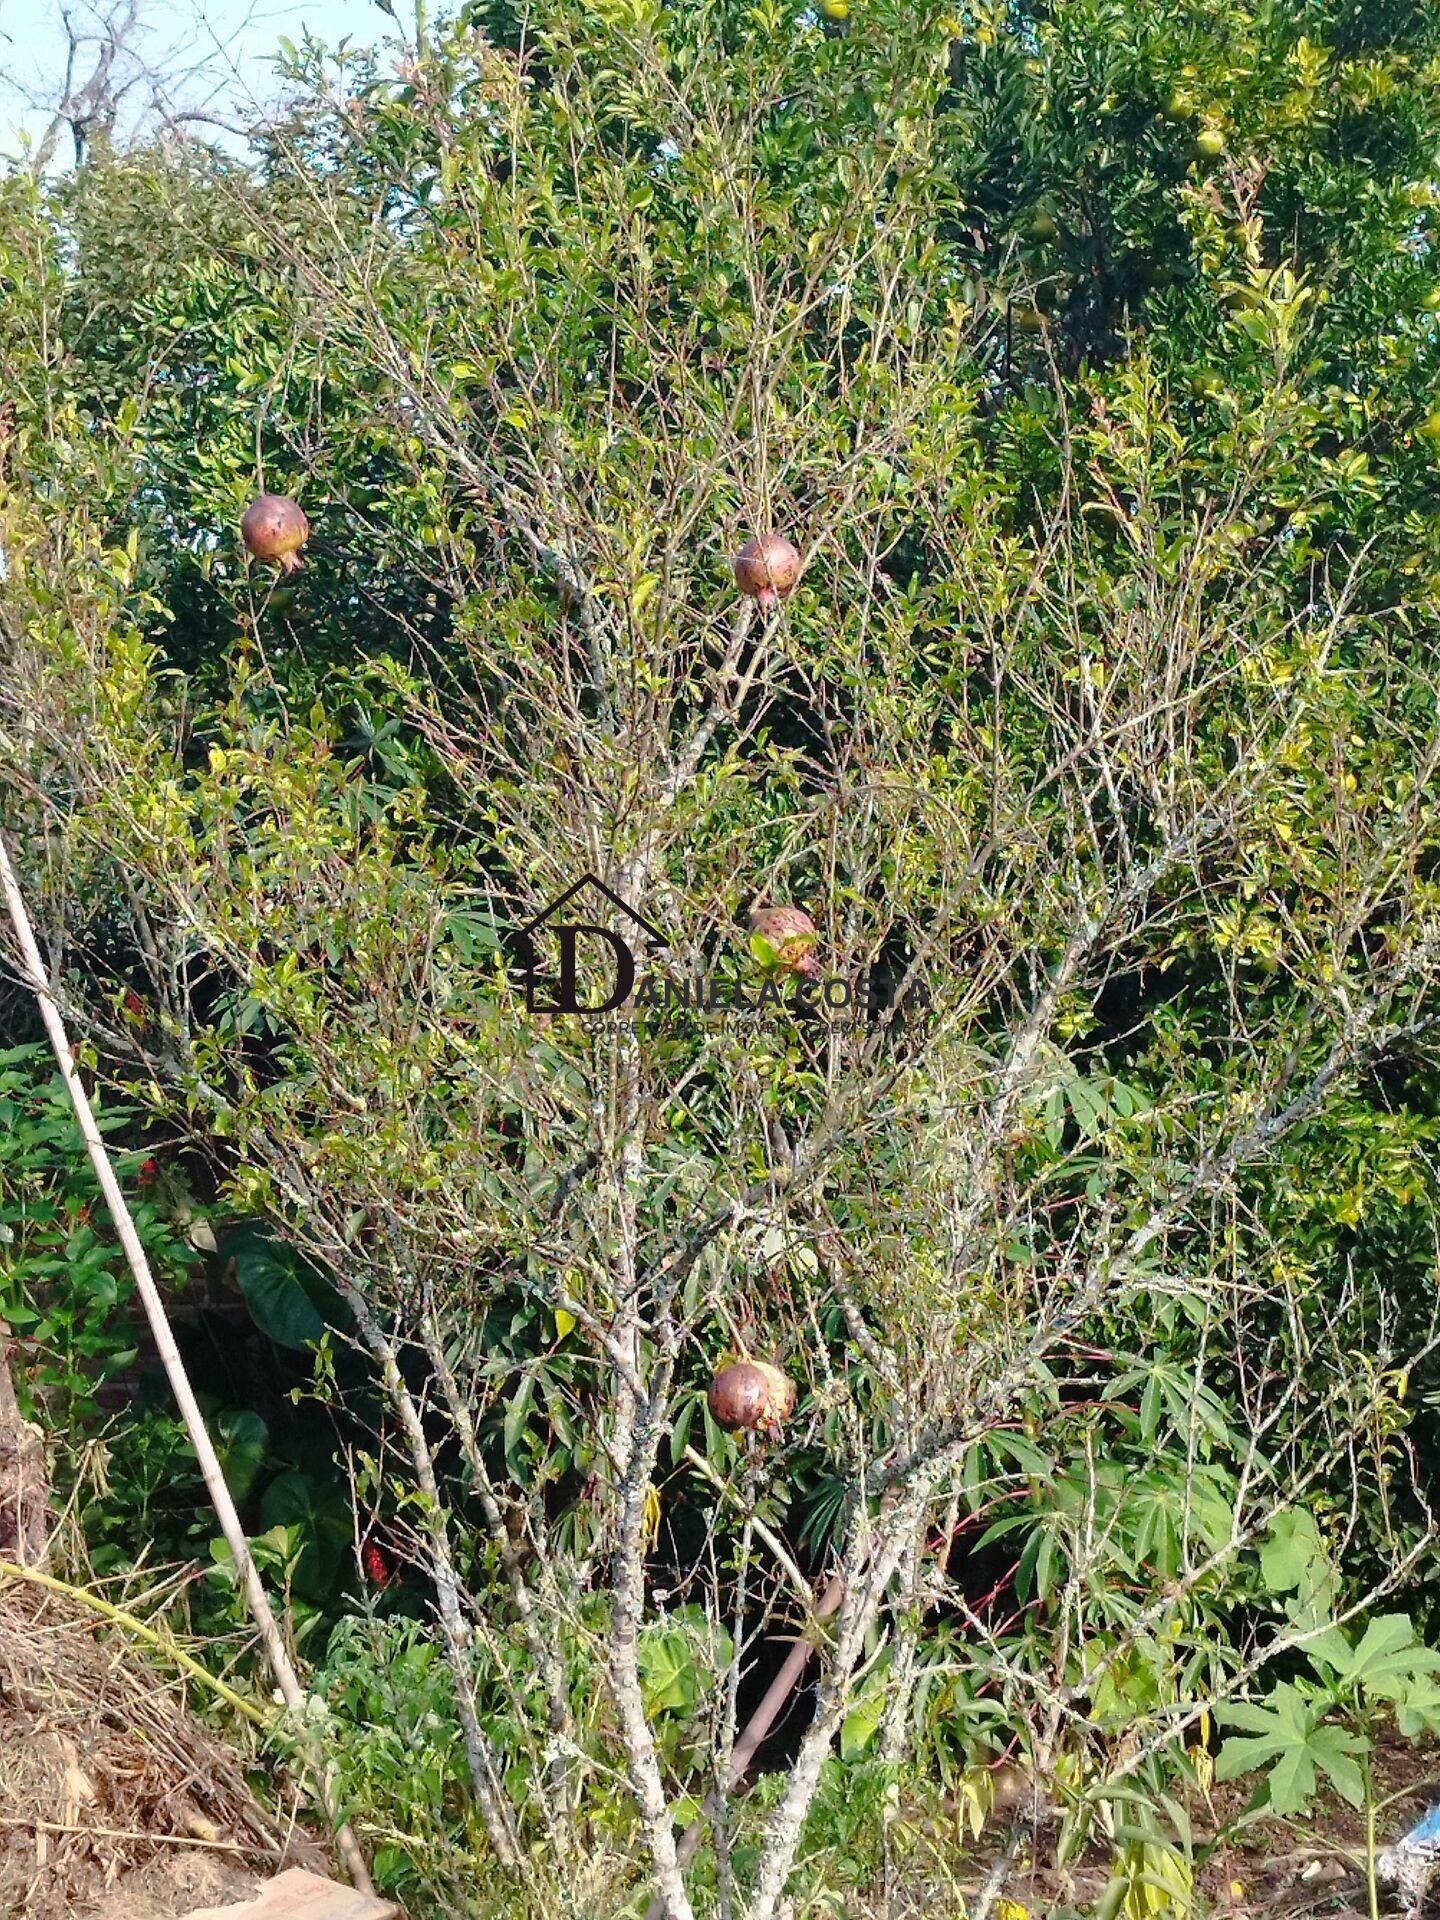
[214,1407,268,1503]
[1259,1509,1323,1594]
[841,1684,887,1759]
[223,1222,332,1350]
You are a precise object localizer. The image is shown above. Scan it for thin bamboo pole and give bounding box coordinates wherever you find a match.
[0,830,374,1895]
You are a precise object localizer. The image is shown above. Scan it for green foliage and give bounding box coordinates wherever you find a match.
[5,0,1440,1907]
[1094,1809,1195,1920]
[0,1044,191,1425]
[302,1617,480,1908]
[221,1220,345,1351]
[1218,1612,1440,1815]
[1217,1680,1368,1815]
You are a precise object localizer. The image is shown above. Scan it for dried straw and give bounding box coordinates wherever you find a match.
[0,1576,319,1919]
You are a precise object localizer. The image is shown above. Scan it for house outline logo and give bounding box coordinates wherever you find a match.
[515,873,668,1015]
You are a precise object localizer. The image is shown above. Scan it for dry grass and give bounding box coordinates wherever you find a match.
[0,1577,323,1919]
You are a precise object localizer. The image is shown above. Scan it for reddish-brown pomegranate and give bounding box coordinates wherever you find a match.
[733,533,801,612]
[241,494,310,573]
[748,903,820,976]
[708,1359,797,1435]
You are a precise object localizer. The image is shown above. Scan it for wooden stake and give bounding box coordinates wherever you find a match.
[0,830,374,1896]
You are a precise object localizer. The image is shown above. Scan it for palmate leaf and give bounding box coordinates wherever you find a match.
[1300,1612,1440,1705]
[1395,1678,1440,1739]
[1344,1614,1440,1697]
[1217,1680,1311,1753]
[1264,1745,1317,1816]
[1259,1508,1323,1593]
[1216,1683,1368,1814]
[639,1628,695,1714]
[1307,1728,1368,1808]
[1260,1508,1340,1624]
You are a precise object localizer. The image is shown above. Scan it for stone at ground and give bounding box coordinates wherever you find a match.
[180,1866,400,1920]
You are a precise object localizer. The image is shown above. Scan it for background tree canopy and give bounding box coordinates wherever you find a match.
[4,1,1440,1916]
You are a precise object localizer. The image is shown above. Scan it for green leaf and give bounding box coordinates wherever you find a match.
[1307,1726,1368,1807]
[1395,1678,1440,1739]
[504,1370,536,1473]
[214,1407,268,1503]
[1216,1682,1367,1816]
[670,1391,698,1460]
[841,1684,887,1759]
[639,1626,698,1714]
[1259,1509,1322,1593]
[1346,1614,1440,1696]
[1262,1744,1316,1816]
[223,1222,332,1350]
[1299,1624,1354,1675]
[1066,1076,1105,1138]
[259,1469,354,1600]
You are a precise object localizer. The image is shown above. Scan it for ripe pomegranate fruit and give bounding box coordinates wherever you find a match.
[241,494,310,573]
[748,903,820,976]
[733,532,801,612]
[708,1359,797,1435]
